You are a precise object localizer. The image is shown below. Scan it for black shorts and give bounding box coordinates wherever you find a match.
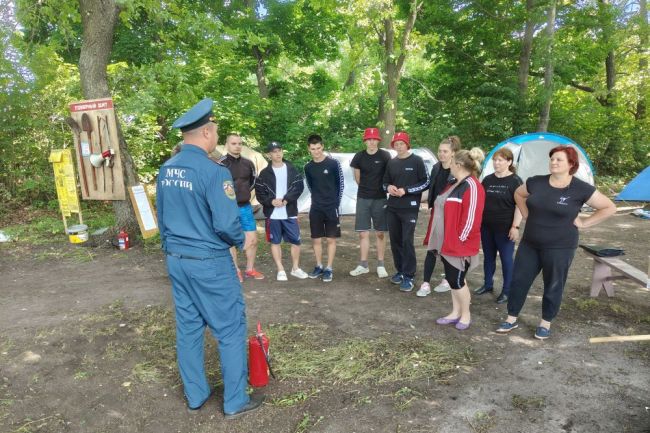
[441,256,471,290]
[309,207,341,238]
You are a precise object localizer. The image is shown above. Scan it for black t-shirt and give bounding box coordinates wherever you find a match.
[382,153,429,209]
[434,167,451,198]
[482,173,523,233]
[522,175,596,249]
[350,149,392,199]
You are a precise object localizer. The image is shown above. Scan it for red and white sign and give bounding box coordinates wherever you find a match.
[69,99,114,112]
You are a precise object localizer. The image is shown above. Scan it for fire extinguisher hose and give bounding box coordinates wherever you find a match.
[256,333,276,379]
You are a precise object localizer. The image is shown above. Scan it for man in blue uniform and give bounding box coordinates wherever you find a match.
[156,98,264,419]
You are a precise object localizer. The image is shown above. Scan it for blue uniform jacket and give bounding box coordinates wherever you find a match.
[157,144,244,258]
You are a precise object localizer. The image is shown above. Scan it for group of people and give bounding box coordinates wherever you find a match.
[156,98,617,418]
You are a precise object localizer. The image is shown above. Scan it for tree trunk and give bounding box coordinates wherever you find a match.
[514,0,535,134]
[636,0,647,120]
[603,51,616,106]
[252,45,269,99]
[78,0,139,237]
[536,0,556,132]
[378,0,419,148]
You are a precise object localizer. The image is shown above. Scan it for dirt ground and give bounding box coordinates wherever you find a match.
[1,210,649,433]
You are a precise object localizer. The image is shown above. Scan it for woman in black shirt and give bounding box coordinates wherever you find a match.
[417,136,461,297]
[495,146,616,340]
[475,148,522,304]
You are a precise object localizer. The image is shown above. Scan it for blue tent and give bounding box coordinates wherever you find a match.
[616,166,650,201]
[481,132,596,185]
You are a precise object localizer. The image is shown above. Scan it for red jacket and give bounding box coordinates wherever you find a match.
[424,176,485,257]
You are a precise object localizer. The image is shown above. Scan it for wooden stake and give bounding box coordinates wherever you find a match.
[589,335,650,344]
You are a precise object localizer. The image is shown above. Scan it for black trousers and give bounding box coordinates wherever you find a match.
[507,241,576,322]
[386,207,419,278]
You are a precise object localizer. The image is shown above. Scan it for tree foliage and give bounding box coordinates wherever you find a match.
[1,0,647,215]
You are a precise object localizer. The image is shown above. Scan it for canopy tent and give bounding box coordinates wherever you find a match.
[616,166,650,201]
[481,133,596,185]
[298,148,438,215]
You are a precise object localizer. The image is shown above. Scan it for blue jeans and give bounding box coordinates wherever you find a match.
[481,226,515,295]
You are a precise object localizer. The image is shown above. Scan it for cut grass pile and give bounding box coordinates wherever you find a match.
[76,303,474,387]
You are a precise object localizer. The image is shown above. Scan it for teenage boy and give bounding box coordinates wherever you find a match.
[255,142,308,281]
[304,134,343,283]
[349,127,391,278]
[217,134,264,281]
[383,131,430,291]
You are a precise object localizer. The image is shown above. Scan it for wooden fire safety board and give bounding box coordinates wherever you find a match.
[128,185,159,239]
[68,98,126,200]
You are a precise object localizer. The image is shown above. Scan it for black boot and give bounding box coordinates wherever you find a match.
[474,285,493,295]
[495,293,508,304]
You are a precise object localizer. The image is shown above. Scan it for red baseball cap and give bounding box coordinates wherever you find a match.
[363,128,381,141]
[391,131,410,149]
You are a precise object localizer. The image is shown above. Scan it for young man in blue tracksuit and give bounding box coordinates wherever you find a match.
[304,134,344,283]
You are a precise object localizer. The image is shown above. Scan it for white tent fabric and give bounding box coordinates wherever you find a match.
[481,133,595,185]
[298,148,438,215]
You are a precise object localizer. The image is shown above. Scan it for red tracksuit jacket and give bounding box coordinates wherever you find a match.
[424,175,485,257]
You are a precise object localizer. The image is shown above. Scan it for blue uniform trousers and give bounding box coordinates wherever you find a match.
[166,254,249,413]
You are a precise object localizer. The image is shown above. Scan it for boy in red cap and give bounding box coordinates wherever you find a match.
[382,131,430,291]
[349,128,392,278]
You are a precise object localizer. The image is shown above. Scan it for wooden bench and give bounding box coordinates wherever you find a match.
[580,249,649,297]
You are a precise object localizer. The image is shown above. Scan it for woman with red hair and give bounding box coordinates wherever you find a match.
[496,146,616,340]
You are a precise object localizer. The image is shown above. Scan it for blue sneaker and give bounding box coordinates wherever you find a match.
[495,321,518,334]
[308,266,324,279]
[322,268,333,282]
[390,272,403,285]
[534,326,551,340]
[399,277,414,292]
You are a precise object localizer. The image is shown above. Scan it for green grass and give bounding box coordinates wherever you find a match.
[511,394,546,411]
[568,297,650,325]
[393,386,423,411]
[2,202,115,245]
[268,323,474,384]
[270,388,321,407]
[468,411,497,433]
[294,413,324,433]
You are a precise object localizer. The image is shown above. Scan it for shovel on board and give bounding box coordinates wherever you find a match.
[101,115,115,194]
[97,116,106,192]
[81,113,98,191]
[65,116,89,197]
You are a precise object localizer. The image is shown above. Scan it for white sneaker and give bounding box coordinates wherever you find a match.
[349,265,370,276]
[433,279,451,293]
[416,282,431,297]
[377,266,388,278]
[290,268,308,279]
[277,271,288,281]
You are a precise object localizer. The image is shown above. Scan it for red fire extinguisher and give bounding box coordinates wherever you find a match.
[117,229,130,250]
[248,321,274,387]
